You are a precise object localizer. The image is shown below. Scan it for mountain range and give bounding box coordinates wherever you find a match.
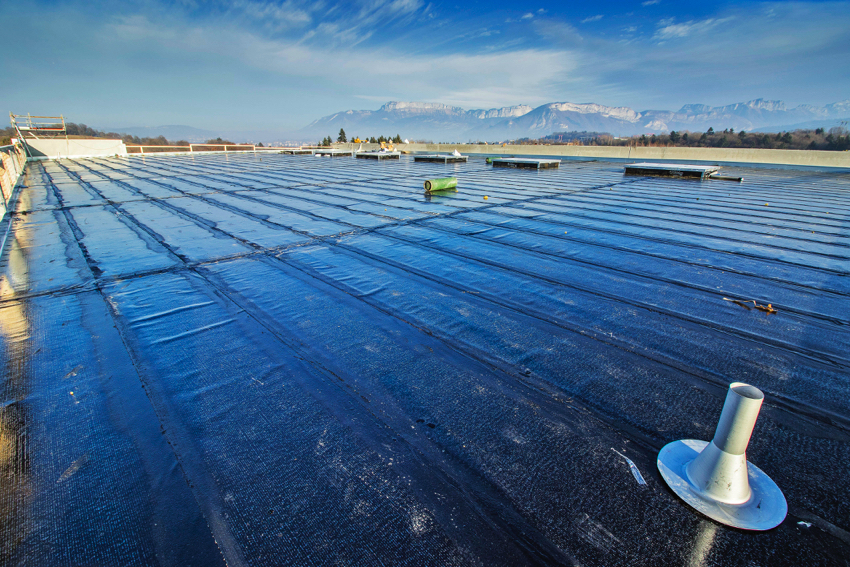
[303,99,850,141]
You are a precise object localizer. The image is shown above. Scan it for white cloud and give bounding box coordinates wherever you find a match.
[641,0,660,6]
[103,13,576,110]
[521,13,534,19]
[653,17,732,40]
[581,15,603,23]
[229,0,314,29]
[213,0,428,45]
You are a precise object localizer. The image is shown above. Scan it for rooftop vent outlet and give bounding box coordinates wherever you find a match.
[657,382,787,530]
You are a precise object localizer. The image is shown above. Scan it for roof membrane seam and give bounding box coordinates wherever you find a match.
[433,215,850,326]
[367,227,850,369]
[452,210,850,299]
[484,204,850,277]
[191,257,577,565]
[320,238,850,435]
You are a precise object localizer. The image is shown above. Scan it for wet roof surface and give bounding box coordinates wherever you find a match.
[1,153,849,566]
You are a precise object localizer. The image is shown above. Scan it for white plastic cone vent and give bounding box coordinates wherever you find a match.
[657,382,787,530]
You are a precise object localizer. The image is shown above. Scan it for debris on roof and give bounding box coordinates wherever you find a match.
[424,177,458,193]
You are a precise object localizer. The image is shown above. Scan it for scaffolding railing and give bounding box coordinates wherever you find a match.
[9,113,66,139]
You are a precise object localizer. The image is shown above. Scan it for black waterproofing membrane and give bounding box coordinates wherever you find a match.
[1,153,849,566]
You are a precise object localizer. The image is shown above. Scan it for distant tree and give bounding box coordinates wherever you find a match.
[257,142,264,147]
[369,136,377,143]
[621,126,843,151]
[830,132,850,150]
[175,140,190,146]
[65,122,108,138]
[729,128,734,134]
[377,135,386,143]
[707,127,714,135]
[393,134,402,144]
[0,126,14,145]
[337,128,347,143]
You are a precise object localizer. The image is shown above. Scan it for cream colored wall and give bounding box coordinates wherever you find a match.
[24,138,128,159]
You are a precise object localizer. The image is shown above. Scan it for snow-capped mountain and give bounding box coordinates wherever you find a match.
[303,101,535,141]
[302,99,850,141]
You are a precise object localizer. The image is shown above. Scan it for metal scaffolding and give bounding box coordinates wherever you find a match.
[9,113,67,157]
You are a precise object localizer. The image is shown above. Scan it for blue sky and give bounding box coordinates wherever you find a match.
[3,0,849,134]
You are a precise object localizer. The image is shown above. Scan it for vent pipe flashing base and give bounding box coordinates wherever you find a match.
[657,383,787,530]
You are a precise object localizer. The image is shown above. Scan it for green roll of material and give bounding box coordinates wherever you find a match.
[424,177,458,193]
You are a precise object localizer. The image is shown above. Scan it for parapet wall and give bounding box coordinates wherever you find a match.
[1,143,27,224]
[24,138,127,159]
[336,142,850,169]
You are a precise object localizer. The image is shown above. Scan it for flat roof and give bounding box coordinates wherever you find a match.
[1,153,849,565]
